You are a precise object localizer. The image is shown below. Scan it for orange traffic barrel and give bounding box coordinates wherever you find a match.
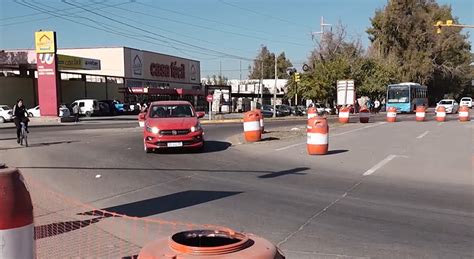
[254,109,264,133]
[386,107,397,122]
[307,107,317,119]
[243,111,261,142]
[459,105,470,122]
[435,106,446,122]
[138,112,146,127]
[138,229,285,259]
[0,167,35,259]
[415,106,426,122]
[338,106,350,123]
[307,116,329,155]
[359,107,370,123]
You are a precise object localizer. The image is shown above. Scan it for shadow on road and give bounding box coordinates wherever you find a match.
[326,149,349,155]
[154,140,231,154]
[0,140,78,150]
[258,167,309,179]
[34,217,102,240]
[80,190,242,217]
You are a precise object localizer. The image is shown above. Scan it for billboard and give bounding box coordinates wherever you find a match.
[36,53,59,116]
[35,31,56,54]
[126,48,200,86]
[57,54,101,70]
[337,80,355,106]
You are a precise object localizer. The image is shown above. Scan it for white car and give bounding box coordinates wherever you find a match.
[27,105,71,118]
[71,99,100,117]
[314,103,332,114]
[0,105,13,123]
[436,99,459,114]
[460,97,472,108]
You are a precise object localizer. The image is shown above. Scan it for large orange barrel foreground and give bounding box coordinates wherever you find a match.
[138,229,285,259]
[243,111,261,142]
[338,106,350,123]
[359,107,370,123]
[254,109,264,133]
[307,107,317,119]
[0,167,35,259]
[386,107,397,122]
[459,105,470,122]
[415,106,426,122]
[307,116,329,155]
[435,106,446,122]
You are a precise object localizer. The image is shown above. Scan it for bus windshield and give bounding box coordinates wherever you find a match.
[388,87,409,103]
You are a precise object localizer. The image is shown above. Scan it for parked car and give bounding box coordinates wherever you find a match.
[142,101,205,153]
[460,97,472,108]
[0,105,13,123]
[296,105,307,115]
[262,104,281,117]
[276,105,291,116]
[290,106,304,116]
[313,103,332,115]
[436,99,459,114]
[71,99,100,117]
[27,105,71,118]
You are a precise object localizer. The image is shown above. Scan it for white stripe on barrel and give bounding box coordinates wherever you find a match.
[459,111,469,117]
[243,121,260,132]
[0,224,34,258]
[416,112,425,118]
[387,112,397,118]
[339,111,349,118]
[436,111,446,117]
[307,133,328,145]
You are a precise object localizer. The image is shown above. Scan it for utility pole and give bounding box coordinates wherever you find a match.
[311,16,331,42]
[238,60,241,94]
[273,55,277,118]
[260,59,263,105]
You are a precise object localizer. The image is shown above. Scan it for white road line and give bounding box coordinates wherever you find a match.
[275,142,305,151]
[363,154,397,176]
[416,131,430,139]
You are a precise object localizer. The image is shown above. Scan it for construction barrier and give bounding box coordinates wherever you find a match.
[338,106,350,123]
[307,107,317,119]
[243,111,261,142]
[0,167,35,259]
[138,112,146,128]
[138,229,285,259]
[435,106,446,122]
[415,106,426,122]
[254,109,265,133]
[307,116,329,155]
[387,107,397,122]
[459,105,470,122]
[359,107,370,123]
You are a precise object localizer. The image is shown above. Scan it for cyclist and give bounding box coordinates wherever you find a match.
[12,98,29,144]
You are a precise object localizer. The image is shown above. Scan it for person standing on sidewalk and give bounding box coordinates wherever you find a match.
[72,103,80,123]
[374,99,381,114]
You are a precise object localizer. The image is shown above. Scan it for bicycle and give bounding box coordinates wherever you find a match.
[19,121,28,147]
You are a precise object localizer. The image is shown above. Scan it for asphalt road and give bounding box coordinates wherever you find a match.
[0,114,472,258]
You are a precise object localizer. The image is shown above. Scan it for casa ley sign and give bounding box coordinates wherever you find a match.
[150,61,185,79]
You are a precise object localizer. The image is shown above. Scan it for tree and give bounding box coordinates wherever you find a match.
[203,74,229,85]
[367,0,471,102]
[248,46,293,79]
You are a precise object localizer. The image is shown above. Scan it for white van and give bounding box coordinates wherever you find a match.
[71,99,99,117]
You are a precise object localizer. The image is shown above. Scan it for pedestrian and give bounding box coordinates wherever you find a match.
[72,103,80,123]
[374,99,381,114]
[354,101,359,114]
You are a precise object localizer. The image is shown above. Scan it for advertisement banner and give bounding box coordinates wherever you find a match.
[36,53,59,116]
[35,31,56,54]
[126,49,200,85]
[57,54,101,70]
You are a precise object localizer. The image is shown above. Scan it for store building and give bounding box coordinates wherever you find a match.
[0,47,204,110]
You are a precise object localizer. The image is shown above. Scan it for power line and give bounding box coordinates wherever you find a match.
[218,0,312,30]
[60,0,256,61]
[106,2,310,48]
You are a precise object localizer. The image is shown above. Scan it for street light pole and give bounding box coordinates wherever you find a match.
[273,55,277,118]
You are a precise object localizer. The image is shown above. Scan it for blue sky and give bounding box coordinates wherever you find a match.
[1,0,472,79]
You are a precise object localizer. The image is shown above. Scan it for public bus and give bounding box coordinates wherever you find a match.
[386,82,428,113]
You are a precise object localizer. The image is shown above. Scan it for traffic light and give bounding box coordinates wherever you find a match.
[436,21,442,34]
[446,20,453,26]
[294,72,301,82]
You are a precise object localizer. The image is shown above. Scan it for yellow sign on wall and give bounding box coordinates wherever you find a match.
[35,31,56,53]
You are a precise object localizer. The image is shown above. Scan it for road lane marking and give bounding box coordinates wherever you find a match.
[416,131,430,139]
[274,122,387,151]
[363,154,397,176]
[438,122,443,126]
